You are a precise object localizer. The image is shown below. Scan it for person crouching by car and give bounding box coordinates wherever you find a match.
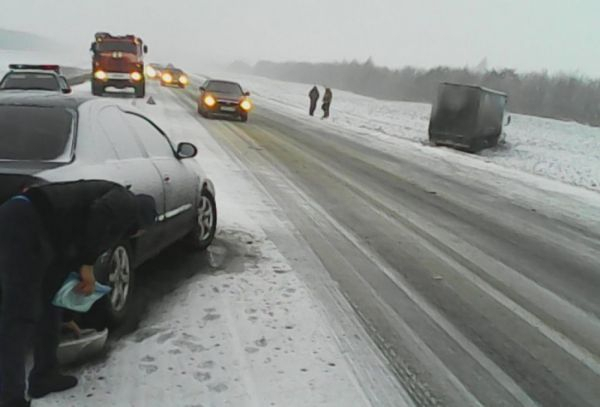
[0,180,156,407]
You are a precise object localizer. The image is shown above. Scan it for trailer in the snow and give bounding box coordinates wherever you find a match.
[428,82,509,153]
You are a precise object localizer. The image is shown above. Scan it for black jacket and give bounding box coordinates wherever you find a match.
[309,86,320,101]
[25,180,140,267]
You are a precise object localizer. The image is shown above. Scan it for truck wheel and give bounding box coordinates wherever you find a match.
[240,113,248,122]
[91,82,103,96]
[185,189,217,250]
[135,84,145,98]
[86,243,135,328]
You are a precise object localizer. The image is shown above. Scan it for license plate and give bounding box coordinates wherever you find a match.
[106,73,130,80]
[220,106,236,112]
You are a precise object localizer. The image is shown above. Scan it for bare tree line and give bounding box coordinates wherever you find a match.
[244,59,600,126]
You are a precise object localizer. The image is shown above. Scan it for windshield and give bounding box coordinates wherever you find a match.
[0,73,60,91]
[0,105,75,161]
[206,81,243,95]
[96,41,138,53]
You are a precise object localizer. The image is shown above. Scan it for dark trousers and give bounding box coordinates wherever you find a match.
[0,199,59,402]
[309,99,318,116]
[322,102,331,118]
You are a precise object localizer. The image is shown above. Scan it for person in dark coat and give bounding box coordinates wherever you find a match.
[322,87,333,119]
[308,86,320,116]
[0,180,156,407]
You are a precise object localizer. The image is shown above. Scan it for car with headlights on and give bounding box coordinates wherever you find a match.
[145,63,164,80]
[159,65,189,88]
[0,92,217,328]
[197,79,252,122]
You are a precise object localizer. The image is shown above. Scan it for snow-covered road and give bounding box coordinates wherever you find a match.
[36,83,411,407]
[29,74,600,407]
[162,77,600,407]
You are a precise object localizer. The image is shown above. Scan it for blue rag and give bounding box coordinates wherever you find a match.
[52,272,112,313]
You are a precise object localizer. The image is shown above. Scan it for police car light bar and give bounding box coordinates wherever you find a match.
[8,64,60,73]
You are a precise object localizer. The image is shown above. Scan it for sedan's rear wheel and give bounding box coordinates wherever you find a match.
[186,189,217,250]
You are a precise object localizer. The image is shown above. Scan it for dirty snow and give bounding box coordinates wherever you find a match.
[211,73,600,192]
[36,84,410,407]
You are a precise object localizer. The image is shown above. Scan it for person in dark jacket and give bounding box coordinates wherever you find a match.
[322,87,333,119]
[0,180,156,407]
[308,86,320,116]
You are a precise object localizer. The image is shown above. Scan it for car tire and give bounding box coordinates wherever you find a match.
[91,82,103,96]
[240,113,248,123]
[135,84,145,98]
[186,188,217,250]
[87,243,135,328]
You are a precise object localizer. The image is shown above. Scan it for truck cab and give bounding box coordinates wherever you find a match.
[90,32,148,98]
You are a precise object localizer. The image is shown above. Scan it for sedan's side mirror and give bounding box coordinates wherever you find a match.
[244,91,250,96]
[199,86,206,92]
[176,142,197,159]
[90,43,97,53]
[143,45,148,54]
[62,87,72,94]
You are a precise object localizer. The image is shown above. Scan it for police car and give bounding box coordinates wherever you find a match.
[0,64,72,94]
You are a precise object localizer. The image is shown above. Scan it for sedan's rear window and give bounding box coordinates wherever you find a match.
[0,105,75,161]
[0,73,60,91]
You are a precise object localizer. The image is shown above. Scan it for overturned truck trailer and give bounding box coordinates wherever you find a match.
[428,82,508,153]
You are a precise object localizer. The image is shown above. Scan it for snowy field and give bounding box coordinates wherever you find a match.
[0,49,88,73]
[211,73,600,192]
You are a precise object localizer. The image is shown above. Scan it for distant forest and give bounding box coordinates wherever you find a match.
[243,59,600,127]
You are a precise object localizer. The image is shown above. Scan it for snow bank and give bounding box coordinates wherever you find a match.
[214,73,600,191]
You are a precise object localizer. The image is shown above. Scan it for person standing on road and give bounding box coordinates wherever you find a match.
[322,87,333,119]
[308,85,320,116]
[0,180,156,407]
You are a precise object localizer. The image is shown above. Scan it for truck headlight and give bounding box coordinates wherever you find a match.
[94,70,107,80]
[130,71,143,81]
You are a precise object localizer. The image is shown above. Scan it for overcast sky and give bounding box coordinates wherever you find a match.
[2,0,600,75]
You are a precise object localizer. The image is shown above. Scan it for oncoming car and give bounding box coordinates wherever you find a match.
[0,64,72,94]
[160,65,189,88]
[0,92,217,328]
[197,80,252,122]
[145,63,164,80]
